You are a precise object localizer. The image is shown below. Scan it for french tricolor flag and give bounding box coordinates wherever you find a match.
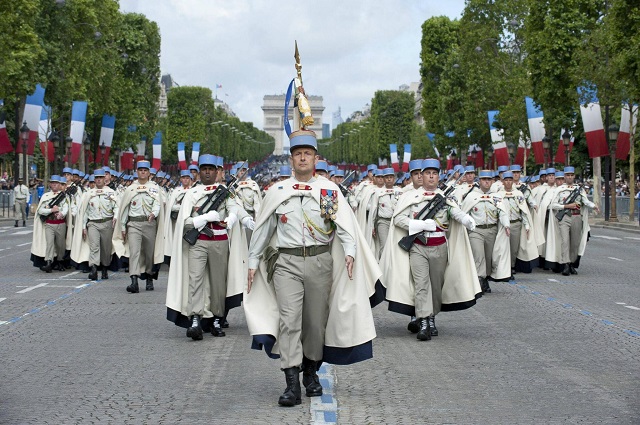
[152,131,162,170]
[38,105,54,162]
[191,142,200,165]
[177,142,187,170]
[402,144,411,172]
[616,104,637,160]
[553,129,574,164]
[525,97,545,165]
[578,86,609,158]
[515,132,529,166]
[488,110,509,166]
[18,84,46,156]
[467,144,484,168]
[97,115,116,166]
[390,144,399,171]
[0,102,13,155]
[121,148,134,171]
[70,101,88,164]
[136,137,146,162]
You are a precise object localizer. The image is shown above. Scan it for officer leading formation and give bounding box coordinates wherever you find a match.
[25,42,601,408]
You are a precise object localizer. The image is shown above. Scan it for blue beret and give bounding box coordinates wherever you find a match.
[237,161,248,169]
[199,154,216,167]
[94,169,106,177]
[464,165,475,172]
[59,177,67,184]
[328,165,337,172]
[510,165,522,172]
[180,170,192,178]
[157,171,166,178]
[289,130,317,151]
[564,166,575,174]
[439,174,446,181]
[137,160,150,169]
[50,175,60,182]
[454,164,465,173]
[78,171,85,178]
[62,167,73,174]
[149,168,157,175]
[555,171,564,178]
[546,167,556,174]
[382,167,395,176]
[497,165,509,173]
[539,169,547,176]
[503,171,514,179]
[72,169,80,176]
[103,166,112,173]
[316,161,328,172]
[133,172,138,178]
[280,166,292,177]
[188,164,199,172]
[334,169,345,177]
[404,172,410,180]
[367,164,377,171]
[479,170,493,179]
[373,169,383,177]
[88,175,95,182]
[408,159,423,172]
[422,158,441,171]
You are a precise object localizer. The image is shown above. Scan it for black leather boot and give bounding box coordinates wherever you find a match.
[14,220,18,227]
[145,278,154,291]
[40,260,53,273]
[186,315,203,340]
[570,265,578,275]
[484,278,492,293]
[211,317,225,337]
[302,358,323,397]
[88,265,98,281]
[126,276,139,293]
[417,317,431,341]
[407,316,419,333]
[429,315,438,336]
[562,264,570,276]
[23,220,26,227]
[278,367,302,407]
[101,266,109,280]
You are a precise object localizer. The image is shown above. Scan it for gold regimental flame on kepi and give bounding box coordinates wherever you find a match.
[293,40,314,129]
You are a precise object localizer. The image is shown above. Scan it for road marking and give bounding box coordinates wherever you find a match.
[0,321,7,325]
[310,363,338,424]
[60,271,80,278]
[616,302,626,305]
[75,284,90,289]
[36,278,87,281]
[0,298,6,303]
[16,283,49,293]
[608,257,623,262]
[624,237,640,240]
[0,248,31,258]
[16,242,30,247]
[12,230,33,235]
[548,278,558,282]
[591,235,622,240]
[624,305,640,311]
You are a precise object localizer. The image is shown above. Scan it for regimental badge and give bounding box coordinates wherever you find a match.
[320,188,338,221]
[281,214,288,224]
[132,201,137,206]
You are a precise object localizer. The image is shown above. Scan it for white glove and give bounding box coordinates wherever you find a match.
[460,214,476,231]
[241,216,255,230]
[203,210,220,223]
[192,215,208,231]
[224,212,238,229]
[408,219,436,235]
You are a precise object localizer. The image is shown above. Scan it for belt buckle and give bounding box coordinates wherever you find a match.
[303,246,309,257]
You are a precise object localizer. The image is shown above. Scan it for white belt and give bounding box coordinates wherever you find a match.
[211,228,227,236]
[425,231,446,238]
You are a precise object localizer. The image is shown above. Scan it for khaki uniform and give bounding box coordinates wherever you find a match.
[121,183,162,277]
[502,191,530,268]
[550,185,595,264]
[14,184,29,221]
[374,187,401,258]
[249,177,356,369]
[83,188,118,267]
[37,192,69,262]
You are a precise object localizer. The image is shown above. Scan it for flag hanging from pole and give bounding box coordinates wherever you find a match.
[18,84,46,155]
[553,129,574,165]
[121,148,134,171]
[515,132,529,166]
[402,144,411,172]
[390,144,399,171]
[69,101,87,164]
[191,142,200,165]
[97,115,116,166]
[577,86,608,158]
[616,104,637,160]
[136,137,147,162]
[152,131,162,170]
[525,97,545,165]
[488,110,509,166]
[177,142,187,170]
[38,105,54,162]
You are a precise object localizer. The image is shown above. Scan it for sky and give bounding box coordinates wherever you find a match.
[120,0,465,132]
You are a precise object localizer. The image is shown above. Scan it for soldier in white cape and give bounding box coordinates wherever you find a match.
[162,170,193,265]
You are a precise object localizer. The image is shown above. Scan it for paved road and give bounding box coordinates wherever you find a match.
[0,219,638,424]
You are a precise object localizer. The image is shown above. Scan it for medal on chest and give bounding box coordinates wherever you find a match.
[320,188,338,221]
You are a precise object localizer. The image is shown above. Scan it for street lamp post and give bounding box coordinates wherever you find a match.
[100,142,106,167]
[83,134,91,174]
[471,146,478,171]
[65,136,72,169]
[507,142,516,165]
[542,136,551,168]
[486,146,494,169]
[20,122,30,182]
[562,130,571,166]
[608,123,620,222]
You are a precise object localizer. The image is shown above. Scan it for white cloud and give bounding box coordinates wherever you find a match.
[120,0,464,130]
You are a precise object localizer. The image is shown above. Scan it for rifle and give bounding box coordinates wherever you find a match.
[183,176,239,246]
[39,176,88,222]
[338,170,356,198]
[461,182,479,202]
[108,172,125,190]
[398,174,463,252]
[555,184,583,221]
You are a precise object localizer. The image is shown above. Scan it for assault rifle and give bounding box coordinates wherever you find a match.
[461,182,479,202]
[338,170,356,198]
[108,172,125,190]
[555,184,583,221]
[39,175,88,222]
[183,176,239,246]
[398,174,464,252]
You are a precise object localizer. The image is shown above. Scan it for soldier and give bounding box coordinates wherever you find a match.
[369,167,402,259]
[71,169,118,280]
[163,169,193,265]
[166,154,253,341]
[382,158,478,340]
[189,164,200,185]
[315,160,329,179]
[34,175,69,272]
[88,175,96,190]
[245,128,379,407]
[13,177,29,227]
[114,161,165,293]
[278,165,291,181]
[403,159,424,193]
[548,167,598,275]
[235,162,262,221]
[351,164,376,210]
[461,170,511,293]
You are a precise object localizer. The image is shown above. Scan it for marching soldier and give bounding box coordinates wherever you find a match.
[166,154,253,341]
[14,177,29,227]
[278,165,291,181]
[370,167,402,259]
[548,167,598,275]
[460,170,511,293]
[315,160,329,179]
[113,160,165,293]
[33,175,69,272]
[235,161,262,221]
[71,169,118,280]
[163,169,193,265]
[403,159,424,193]
[189,164,200,185]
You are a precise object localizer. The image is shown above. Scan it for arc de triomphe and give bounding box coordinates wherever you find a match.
[262,94,325,155]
